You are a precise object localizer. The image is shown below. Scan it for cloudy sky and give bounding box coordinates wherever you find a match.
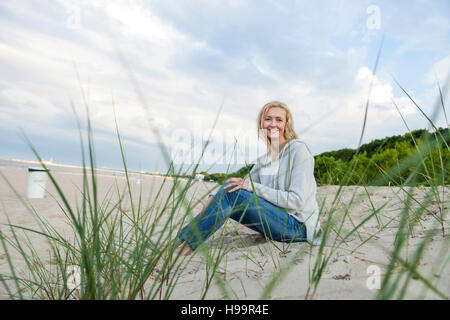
[0,0,449,174]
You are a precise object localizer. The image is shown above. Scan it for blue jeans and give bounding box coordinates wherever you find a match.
[178,182,307,251]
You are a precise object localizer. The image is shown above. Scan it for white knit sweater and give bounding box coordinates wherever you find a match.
[243,139,323,245]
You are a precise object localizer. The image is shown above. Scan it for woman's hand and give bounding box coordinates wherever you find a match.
[224,177,249,193]
[201,195,214,213]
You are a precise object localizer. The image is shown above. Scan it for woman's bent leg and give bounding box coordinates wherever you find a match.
[227,189,307,243]
[178,182,248,250]
[178,182,307,251]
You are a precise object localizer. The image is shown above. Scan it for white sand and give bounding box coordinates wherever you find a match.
[0,161,448,299]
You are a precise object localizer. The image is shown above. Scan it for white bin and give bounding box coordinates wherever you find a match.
[27,167,49,199]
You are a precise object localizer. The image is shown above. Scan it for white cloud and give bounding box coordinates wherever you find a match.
[0,0,447,170]
[353,67,416,117]
[105,1,182,43]
[426,55,450,85]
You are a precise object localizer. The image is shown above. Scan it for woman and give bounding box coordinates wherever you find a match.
[175,101,322,255]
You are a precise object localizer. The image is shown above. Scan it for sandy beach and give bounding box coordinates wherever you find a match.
[0,159,448,300]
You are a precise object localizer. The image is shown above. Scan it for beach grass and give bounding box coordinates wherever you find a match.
[0,54,448,300]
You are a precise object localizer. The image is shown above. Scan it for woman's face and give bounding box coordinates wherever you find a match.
[262,107,287,143]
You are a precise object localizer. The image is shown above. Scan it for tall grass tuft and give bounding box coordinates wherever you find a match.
[0,55,448,300]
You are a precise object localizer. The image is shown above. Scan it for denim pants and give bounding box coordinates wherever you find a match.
[178,182,307,251]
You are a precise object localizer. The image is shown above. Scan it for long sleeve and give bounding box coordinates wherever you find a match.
[245,143,315,212]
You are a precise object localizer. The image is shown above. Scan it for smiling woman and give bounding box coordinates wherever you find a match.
[174,101,322,256]
[257,101,299,159]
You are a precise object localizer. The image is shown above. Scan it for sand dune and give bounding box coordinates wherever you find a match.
[0,160,448,299]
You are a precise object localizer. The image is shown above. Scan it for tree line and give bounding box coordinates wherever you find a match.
[200,127,449,187]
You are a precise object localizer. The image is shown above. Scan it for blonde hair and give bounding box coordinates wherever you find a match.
[257,101,298,151]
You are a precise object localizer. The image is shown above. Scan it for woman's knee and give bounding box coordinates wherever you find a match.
[217,182,254,210]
